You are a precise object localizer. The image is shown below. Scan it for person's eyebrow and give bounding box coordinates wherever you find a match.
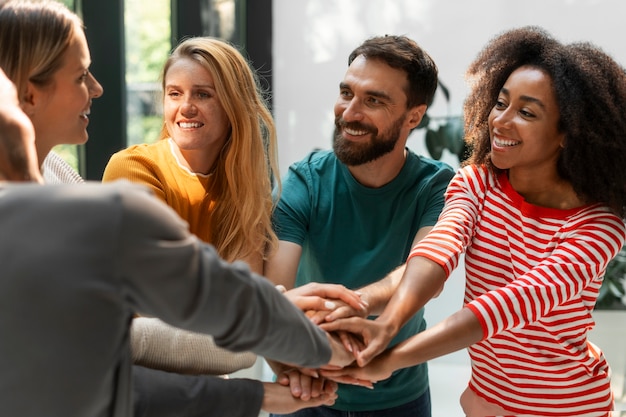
[339,82,392,102]
[501,87,546,110]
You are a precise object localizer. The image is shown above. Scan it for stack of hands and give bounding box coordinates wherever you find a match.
[271,283,397,405]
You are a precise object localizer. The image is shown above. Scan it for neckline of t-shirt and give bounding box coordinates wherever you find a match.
[167,138,213,178]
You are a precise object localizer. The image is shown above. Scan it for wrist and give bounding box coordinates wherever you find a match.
[377,314,401,342]
[266,358,288,375]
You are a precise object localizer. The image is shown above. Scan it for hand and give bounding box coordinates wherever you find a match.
[303,296,369,353]
[261,380,337,414]
[321,316,397,367]
[320,351,393,386]
[325,331,356,369]
[336,330,366,356]
[275,368,337,401]
[266,358,321,383]
[306,297,370,325]
[283,282,368,316]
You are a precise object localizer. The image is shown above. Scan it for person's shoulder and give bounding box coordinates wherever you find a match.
[288,148,336,173]
[87,180,158,204]
[0,181,152,208]
[42,151,84,185]
[109,140,169,162]
[104,141,171,180]
[408,150,454,172]
[294,148,334,165]
[64,181,154,201]
[405,150,455,183]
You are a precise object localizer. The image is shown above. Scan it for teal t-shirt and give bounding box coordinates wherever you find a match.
[273,149,454,411]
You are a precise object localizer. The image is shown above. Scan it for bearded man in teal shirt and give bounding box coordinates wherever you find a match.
[265,35,455,417]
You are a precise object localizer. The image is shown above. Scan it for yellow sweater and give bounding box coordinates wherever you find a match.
[103,139,214,242]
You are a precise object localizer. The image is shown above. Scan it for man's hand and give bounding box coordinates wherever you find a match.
[261,380,337,414]
[282,282,368,317]
[275,368,337,401]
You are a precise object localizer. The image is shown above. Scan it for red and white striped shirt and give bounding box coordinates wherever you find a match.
[409,165,626,416]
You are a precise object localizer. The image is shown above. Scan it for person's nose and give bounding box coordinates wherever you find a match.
[340,98,364,123]
[180,98,197,117]
[88,73,103,98]
[491,107,513,129]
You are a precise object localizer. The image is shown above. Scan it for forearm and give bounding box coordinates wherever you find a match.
[356,265,405,315]
[206,262,331,367]
[132,366,263,417]
[263,240,301,289]
[385,307,482,372]
[375,255,447,335]
[128,239,330,368]
[130,317,257,375]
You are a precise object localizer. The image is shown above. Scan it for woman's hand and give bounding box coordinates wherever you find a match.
[321,316,398,367]
[320,351,393,386]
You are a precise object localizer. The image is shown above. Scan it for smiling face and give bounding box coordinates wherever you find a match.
[26,24,103,164]
[163,57,231,173]
[488,66,565,178]
[332,55,424,166]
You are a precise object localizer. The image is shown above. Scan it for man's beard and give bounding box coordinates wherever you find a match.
[333,114,405,166]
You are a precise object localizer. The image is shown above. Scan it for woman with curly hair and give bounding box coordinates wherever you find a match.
[321,26,626,416]
[104,36,279,272]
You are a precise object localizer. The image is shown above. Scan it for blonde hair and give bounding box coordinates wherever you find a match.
[160,37,280,262]
[0,0,82,98]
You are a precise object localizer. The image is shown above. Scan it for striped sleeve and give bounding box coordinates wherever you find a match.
[466,207,625,339]
[407,165,488,275]
[409,165,626,340]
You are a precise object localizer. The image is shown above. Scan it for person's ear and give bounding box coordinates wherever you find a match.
[20,82,39,117]
[407,104,427,130]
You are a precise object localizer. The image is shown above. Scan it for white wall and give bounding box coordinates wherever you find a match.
[272,0,626,366]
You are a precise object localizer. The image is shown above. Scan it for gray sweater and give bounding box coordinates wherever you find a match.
[0,181,330,417]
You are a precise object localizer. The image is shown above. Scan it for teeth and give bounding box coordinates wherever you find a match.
[344,127,368,136]
[179,122,202,129]
[494,137,519,147]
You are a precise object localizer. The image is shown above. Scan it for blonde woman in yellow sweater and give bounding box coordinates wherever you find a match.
[103,37,280,377]
[104,36,278,274]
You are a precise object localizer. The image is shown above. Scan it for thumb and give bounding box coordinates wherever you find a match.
[355,341,383,367]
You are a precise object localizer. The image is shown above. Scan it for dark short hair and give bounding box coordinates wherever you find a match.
[348,35,438,109]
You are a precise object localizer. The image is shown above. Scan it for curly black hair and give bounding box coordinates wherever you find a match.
[463,26,626,219]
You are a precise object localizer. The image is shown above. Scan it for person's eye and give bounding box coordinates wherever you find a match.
[339,89,353,99]
[494,99,507,109]
[167,91,181,98]
[520,109,536,118]
[366,97,382,106]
